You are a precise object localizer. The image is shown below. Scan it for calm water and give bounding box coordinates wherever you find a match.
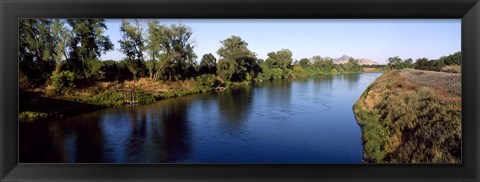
[20,73,382,163]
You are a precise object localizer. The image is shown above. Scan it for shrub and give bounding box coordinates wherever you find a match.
[135,90,156,104]
[50,71,76,94]
[195,74,218,87]
[271,68,283,79]
[292,64,308,77]
[441,64,461,73]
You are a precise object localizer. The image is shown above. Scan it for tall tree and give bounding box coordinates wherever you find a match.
[50,19,72,73]
[67,19,113,78]
[145,20,164,80]
[67,19,113,61]
[157,24,197,81]
[19,19,56,85]
[119,19,146,81]
[217,36,258,82]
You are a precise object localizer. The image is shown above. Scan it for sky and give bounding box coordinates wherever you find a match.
[101,19,461,64]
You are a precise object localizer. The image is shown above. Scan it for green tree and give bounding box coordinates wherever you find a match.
[145,20,165,80]
[217,58,236,83]
[387,56,403,70]
[161,24,197,80]
[265,49,293,79]
[67,19,113,79]
[50,19,72,73]
[414,58,431,70]
[299,58,310,68]
[199,53,217,75]
[119,19,146,81]
[19,19,56,85]
[440,51,461,66]
[217,36,259,82]
[404,58,414,68]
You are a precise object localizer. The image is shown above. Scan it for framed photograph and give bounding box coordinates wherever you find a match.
[1,0,479,181]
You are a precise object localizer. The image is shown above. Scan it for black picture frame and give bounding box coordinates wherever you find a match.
[1,0,479,181]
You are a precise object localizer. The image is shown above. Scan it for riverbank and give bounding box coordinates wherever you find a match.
[353,69,461,163]
[20,68,385,122]
[19,78,215,122]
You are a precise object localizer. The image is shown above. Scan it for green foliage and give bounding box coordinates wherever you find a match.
[199,53,217,75]
[19,111,48,122]
[135,90,156,104]
[440,51,462,66]
[265,49,293,78]
[81,91,126,106]
[50,71,76,93]
[415,52,461,72]
[217,36,259,82]
[84,59,103,80]
[100,60,120,81]
[67,19,114,61]
[298,58,310,68]
[292,64,308,77]
[217,58,236,82]
[195,74,218,87]
[387,56,415,70]
[271,68,284,79]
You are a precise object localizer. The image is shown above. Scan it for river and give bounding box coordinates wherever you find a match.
[19,72,382,163]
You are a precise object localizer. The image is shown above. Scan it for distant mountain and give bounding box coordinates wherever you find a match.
[309,55,380,65]
[333,55,353,64]
[358,58,379,65]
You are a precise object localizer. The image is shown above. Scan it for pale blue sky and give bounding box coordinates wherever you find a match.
[101,19,461,64]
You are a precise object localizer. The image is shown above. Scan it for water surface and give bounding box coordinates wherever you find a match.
[20,73,382,163]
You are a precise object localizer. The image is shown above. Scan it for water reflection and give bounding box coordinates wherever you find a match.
[217,86,253,126]
[20,73,382,163]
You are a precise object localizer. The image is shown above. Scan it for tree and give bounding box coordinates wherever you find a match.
[217,58,236,82]
[157,24,197,81]
[67,19,113,61]
[199,53,217,75]
[119,19,146,81]
[265,49,293,78]
[19,19,57,85]
[217,36,259,82]
[299,58,310,68]
[67,19,113,79]
[387,56,403,70]
[404,58,414,68]
[414,58,431,70]
[441,51,461,66]
[145,20,164,80]
[50,19,72,73]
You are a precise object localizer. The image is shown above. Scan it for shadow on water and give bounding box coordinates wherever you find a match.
[20,113,105,163]
[20,96,193,163]
[217,86,254,127]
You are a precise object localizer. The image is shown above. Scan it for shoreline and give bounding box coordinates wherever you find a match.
[20,70,385,123]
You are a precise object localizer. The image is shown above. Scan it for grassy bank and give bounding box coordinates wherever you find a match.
[353,69,461,163]
[19,78,217,122]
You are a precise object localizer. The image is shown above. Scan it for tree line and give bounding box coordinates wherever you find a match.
[20,19,373,93]
[386,52,461,73]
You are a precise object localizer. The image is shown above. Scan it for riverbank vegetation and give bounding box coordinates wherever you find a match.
[385,52,461,73]
[353,69,461,163]
[19,19,386,122]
